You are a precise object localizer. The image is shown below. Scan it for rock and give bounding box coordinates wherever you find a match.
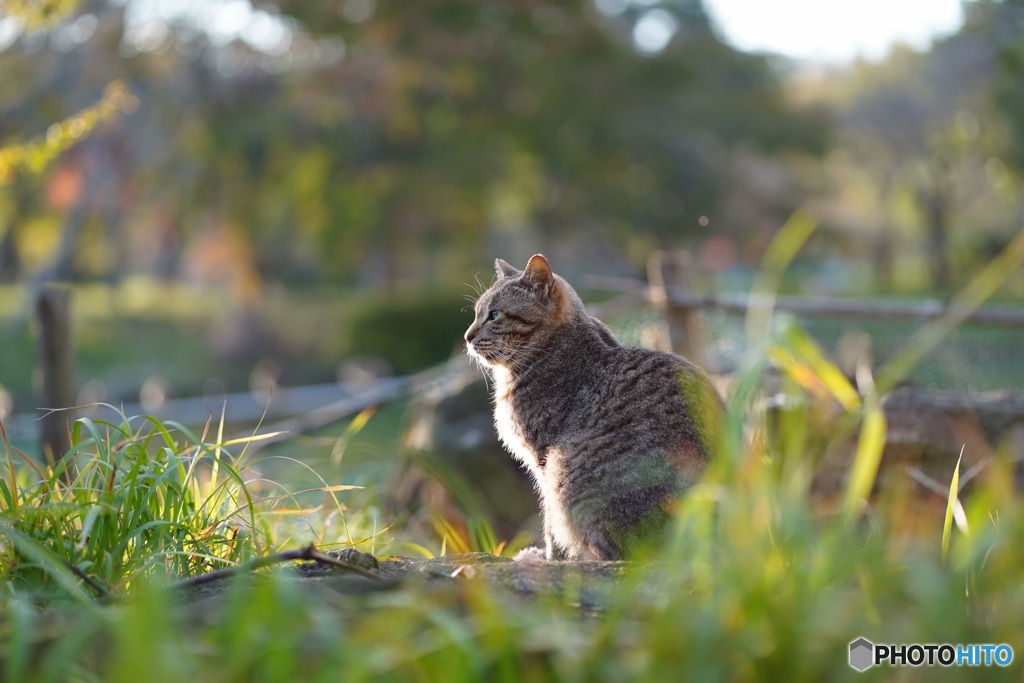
[298,547,381,575]
[883,387,1024,450]
[389,358,538,537]
[177,551,630,616]
[295,552,627,612]
[813,387,1024,501]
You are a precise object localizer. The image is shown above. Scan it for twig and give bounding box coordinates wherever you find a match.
[906,457,989,497]
[302,546,383,581]
[45,548,382,604]
[65,561,110,599]
[169,544,382,592]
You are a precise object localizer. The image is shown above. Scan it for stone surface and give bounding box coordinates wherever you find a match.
[773,386,1024,501]
[391,357,538,536]
[180,550,631,614]
[297,552,630,615]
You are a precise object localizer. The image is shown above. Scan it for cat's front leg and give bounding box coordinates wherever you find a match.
[542,507,571,560]
[513,546,547,561]
[544,527,566,560]
[513,516,565,561]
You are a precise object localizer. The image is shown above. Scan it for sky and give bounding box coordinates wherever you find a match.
[702,0,966,64]
[0,0,970,66]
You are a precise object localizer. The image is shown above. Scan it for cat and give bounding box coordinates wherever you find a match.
[465,254,724,561]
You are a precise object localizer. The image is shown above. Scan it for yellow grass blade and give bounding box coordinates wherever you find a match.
[260,505,325,516]
[942,447,964,564]
[218,431,289,448]
[842,397,887,521]
[746,207,818,343]
[777,324,861,411]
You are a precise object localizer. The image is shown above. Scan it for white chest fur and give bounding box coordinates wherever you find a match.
[493,370,540,476]
[493,369,582,556]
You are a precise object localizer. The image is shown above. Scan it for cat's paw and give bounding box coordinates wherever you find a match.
[513,546,547,562]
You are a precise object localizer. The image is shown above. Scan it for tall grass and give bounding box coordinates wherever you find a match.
[0,406,273,597]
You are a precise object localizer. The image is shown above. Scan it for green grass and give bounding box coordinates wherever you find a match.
[2,231,1024,681]
[0,406,276,597]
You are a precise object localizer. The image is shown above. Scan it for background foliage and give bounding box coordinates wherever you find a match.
[0,0,1022,409]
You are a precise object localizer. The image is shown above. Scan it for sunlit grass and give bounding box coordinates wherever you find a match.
[0,404,390,598]
[4,350,1023,681]
[0,406,280,597]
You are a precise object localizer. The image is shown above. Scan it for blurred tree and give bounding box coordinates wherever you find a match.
[2,0,81,28]
[0,0,136,288]
[818,2,1023,294]
[0,0,828,292]
[985,0,1024,173]
[266,0,829,280]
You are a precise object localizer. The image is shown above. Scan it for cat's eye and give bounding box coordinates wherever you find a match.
[488,309,502,321]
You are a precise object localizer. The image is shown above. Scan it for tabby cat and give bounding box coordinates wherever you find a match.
[465,254,724,561]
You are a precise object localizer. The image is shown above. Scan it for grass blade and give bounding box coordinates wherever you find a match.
[842,395,887,521]
[942,447,964,564]
[746,207,818,343]
[773,322,860,411]
[1,419,19,515]
[1,523,97,605]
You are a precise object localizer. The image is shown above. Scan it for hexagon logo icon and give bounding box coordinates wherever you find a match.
[849,637,874,672]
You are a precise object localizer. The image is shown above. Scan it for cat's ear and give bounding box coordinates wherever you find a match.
[522,254,555,296]
[495,258,521,279]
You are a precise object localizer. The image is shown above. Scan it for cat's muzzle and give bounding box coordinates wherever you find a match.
[466,340,499,366]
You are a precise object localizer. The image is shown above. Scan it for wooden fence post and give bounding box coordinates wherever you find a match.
[37,286,75,468]
[646,250,706,366]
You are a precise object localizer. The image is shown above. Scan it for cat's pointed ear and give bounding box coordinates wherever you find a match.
[493,258,520,278]
[495,258,520,278]
[522,254,555,295]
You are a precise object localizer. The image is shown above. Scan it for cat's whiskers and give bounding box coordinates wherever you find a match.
[475,272,490,294]
[463,275,486,299]
[464,344,495,390]
[499,340,557,384]
[507,356,548,385]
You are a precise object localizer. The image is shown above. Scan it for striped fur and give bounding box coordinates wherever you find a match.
[465,254,724,561]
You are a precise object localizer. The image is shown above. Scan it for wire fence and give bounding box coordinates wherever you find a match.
[593,250,1024,394]
[604,304,1024,392]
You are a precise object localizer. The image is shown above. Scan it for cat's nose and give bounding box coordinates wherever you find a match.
[465,330,475,343]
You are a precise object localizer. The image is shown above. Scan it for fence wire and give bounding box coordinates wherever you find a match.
[606,304,1024,393]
